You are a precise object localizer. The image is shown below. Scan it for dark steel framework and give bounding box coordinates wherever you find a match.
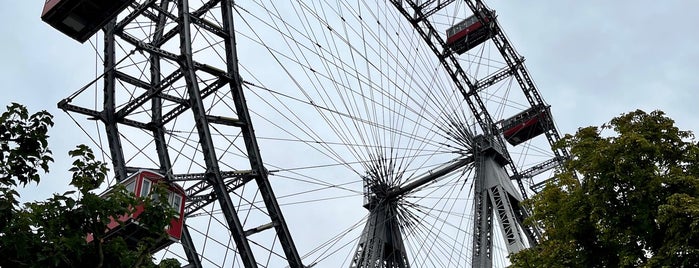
[54,0,568,267]
[58,0,303,267]
[346,1,569,267]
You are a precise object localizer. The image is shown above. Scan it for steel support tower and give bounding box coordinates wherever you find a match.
[346,1,570,267]
[58,0,304,267]
[51,0,569,267]
[348,136,536,267]
[350,156,474,267]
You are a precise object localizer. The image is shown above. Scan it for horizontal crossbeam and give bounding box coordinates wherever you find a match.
[388,156,473,198]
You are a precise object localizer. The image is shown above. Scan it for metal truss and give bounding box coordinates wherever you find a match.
[58,0,304,267]
[383,1,571,267]
[54,0,570,267]
[350,157,473,267]
[350,202,411,268]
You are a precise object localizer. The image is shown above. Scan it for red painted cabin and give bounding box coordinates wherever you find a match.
[41,0,134,43]
[500,106,551,146]
[87,170,186,252]
[445,10,495,54]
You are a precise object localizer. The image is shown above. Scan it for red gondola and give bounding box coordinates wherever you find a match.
[41,0,134,43]
[445,10,495,54]
[500,106,551,146]
[87,170,185,252]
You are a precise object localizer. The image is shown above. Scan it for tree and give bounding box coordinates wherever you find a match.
[0,103,180,267]
[511,110,699,268]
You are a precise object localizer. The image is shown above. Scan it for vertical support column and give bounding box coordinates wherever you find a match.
[103,21,127,181]
[514,206,541,246]
[177,0,257,267]
[488,184,525,254]
[350,203,410,268]
[473,152,528,267]
[180,224,203,268]
[219,0,304,266]
[150,1,201,267]
[472,154,493,268]
[151,0,173,182]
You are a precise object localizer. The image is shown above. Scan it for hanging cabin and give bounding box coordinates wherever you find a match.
[41,0,134,43]
[87,170,186,252]
[499,106,552,146]
[445,9,495,54]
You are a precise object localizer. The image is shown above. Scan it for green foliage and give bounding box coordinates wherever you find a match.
[511,110,699,268]
[0,103,53,231]
[0,104,180,267]
[0,103,54,187]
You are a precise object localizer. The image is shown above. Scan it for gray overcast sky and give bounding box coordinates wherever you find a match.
[3,1,696,197]
[1,1,698,265]
[3,2,100,199]
[494,1,699,134]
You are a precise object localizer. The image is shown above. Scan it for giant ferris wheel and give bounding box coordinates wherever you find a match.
[43,0,567,267]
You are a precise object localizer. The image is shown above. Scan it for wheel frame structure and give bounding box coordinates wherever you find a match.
[58,0,303,267]
[378,1,569,266]
[54,0,568,267]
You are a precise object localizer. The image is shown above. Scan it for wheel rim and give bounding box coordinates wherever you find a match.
[61,1,561,267]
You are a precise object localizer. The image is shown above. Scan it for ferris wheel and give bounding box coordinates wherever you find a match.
[43,0,567,267]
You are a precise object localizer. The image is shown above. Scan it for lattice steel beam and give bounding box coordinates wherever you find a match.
[464,0,569,164]
[58,0,305,267]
